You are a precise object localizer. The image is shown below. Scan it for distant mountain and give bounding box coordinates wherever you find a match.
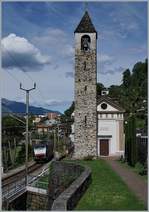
[2,98,61,115]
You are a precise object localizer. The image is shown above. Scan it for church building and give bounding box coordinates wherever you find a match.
[97,91,125,157]
[72,10,125,159]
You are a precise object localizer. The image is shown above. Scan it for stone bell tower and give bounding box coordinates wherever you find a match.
[73,11,97,159]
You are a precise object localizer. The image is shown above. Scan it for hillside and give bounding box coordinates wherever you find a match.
[2,98,61,115]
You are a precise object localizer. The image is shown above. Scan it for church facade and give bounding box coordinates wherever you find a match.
[97,95,125,157]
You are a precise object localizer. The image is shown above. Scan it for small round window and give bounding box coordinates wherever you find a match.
[101,103,107,110]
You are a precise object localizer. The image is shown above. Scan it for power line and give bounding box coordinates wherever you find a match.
[2,44,33,82]
[2,45,48,104]
[8,113,26,125]
[2,50,43,106]
[4,69,20,83]
[3,69,38,105]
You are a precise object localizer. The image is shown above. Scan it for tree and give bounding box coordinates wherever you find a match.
[122,69,131,88]
[2,116,25,170]
[60,101,74,123]
[108,85,122,100]
[97,83,105,95]
[108,59,147,128]
[125,115,137,166]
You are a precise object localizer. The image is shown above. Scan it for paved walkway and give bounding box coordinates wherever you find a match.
[103,157,148,208]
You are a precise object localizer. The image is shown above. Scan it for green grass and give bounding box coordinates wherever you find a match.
[35,175,49,190]
[118,160,148,182]
[74,159,145,210]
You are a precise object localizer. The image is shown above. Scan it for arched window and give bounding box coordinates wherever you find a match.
[81,35,91,51]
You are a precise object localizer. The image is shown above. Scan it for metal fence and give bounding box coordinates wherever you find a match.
[28,166,49,189]
[136,135,148,165]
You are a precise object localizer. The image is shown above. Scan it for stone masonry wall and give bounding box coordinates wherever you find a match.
[48,161,84,209]
[52,165,91,210]
[26,188,48,210]
[73,32,97,159]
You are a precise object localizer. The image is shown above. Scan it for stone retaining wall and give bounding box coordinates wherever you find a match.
[49,161,91,210]
[25,161,91,211]
[26,186,48,210]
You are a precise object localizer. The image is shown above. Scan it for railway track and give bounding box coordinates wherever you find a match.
[2,163,43,188]
[2,161,52,211]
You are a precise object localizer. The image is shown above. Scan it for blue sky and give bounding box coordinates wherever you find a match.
[2,1,147,113]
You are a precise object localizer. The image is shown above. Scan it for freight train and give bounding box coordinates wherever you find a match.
[33,140,54,162]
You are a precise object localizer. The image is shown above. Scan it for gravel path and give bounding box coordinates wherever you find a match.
[103,157,148,209]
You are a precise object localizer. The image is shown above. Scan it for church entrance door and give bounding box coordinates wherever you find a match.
[100,139,109,156]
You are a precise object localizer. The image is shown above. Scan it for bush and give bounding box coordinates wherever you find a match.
[16,144,25,164]
[83,155,94,161]
[125,115,137,167]
[143,160,148,175]
[16,143,32,165]
[134,162,146,175]
[119,155,126,163]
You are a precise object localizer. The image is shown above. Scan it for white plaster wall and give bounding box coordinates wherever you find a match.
[75,33,96,50]
[97,102,118,112]
[98,119,117,155]
[116,120,119,151]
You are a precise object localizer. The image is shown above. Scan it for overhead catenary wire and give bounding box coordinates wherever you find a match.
[2,3,75,110]
[3,69,37,105]
[2,44,48,104]
[2,44,33,81]
[3,69,20,83]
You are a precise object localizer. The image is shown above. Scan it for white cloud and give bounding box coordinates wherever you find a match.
[97,53,115,69]
[97,53,124,75]
[32,28,74,59]
[45,99,72,107]
[127,45,147,54]
[2,33,51,71]
[100,66,124,75]
[98,54,113,63]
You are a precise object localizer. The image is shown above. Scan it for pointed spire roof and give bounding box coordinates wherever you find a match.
[74,11,97,34]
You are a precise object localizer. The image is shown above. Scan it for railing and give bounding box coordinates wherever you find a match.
[136,135,148,165]
[2,177,26,200]
[28,167,49,188]
[2,162,50,202]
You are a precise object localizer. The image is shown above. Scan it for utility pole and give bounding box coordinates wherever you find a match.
[20,83,36,186]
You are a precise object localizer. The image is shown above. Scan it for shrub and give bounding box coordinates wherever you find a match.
[83,155,94,160]
[120,155,126,163]
[134,162,145,175]
[16,144,25,164]
[125,115,137,167]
